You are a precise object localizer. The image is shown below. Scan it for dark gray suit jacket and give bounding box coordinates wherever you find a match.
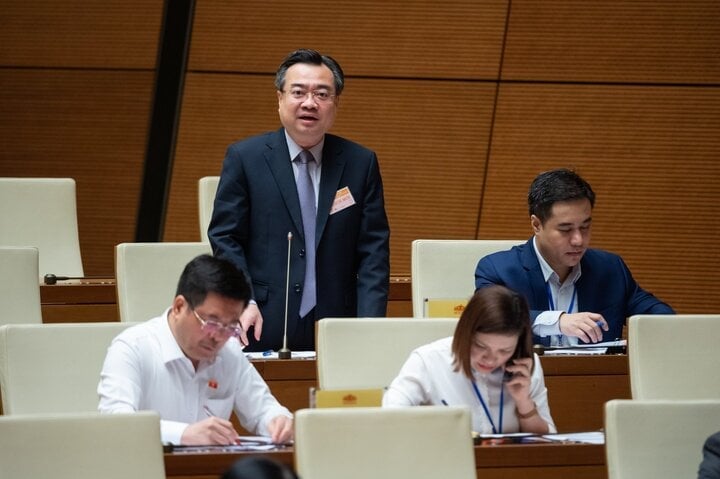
[209,128,390,351]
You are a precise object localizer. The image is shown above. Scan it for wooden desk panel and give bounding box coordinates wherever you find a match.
[39,277,412,323]
[164,443,605,479]
[539,355,630,432]
[40,279,119,323]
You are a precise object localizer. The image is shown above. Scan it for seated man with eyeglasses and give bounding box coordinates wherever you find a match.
[98,254,293,446]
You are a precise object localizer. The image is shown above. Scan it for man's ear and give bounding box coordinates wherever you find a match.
[171,295,186,315]
[530,215,542,234]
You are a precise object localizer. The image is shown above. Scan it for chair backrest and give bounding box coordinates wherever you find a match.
[411,239,524,317]
[628,314,720,399]
[198,176,219,243]
[605,399,720,479]
[0,177,84,278]
[115,242,211,322]
[0,246,42,325]
[295,406,475,479]
[0,322,138,414]
[0,411,165,479]
[316,317,458,389]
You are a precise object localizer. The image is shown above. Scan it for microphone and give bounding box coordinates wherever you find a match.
[278,232,293,360]
[43,274,84,285]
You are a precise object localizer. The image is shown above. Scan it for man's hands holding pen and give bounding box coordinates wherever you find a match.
[268,415,294,444]
[182,416,240,445]
[180,414,294,446]
[559,312,609,343]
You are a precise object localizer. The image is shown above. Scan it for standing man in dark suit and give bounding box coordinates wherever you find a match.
[209,49,390,352]
[474,168,673,346]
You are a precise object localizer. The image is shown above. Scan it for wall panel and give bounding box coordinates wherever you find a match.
[0,0,162,68]
[480,83,720,313]
[503,0,720,83]
[188,0,508,79]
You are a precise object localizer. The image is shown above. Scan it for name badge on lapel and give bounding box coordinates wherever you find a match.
[330,186,356,215]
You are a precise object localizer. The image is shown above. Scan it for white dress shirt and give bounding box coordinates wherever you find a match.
[98,310,291,444]
[382,337,556,434]
[532,236,582,345]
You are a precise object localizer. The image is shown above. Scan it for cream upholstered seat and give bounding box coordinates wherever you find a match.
[628,314,720,399]
[0,177,83,279]
[316,317,458,390]
[411,239,524,317]
[198,176,219,243]
[0,246,42,325]
[0,411,165,479]
[0,322,137,414]
[115,242,211,322]
[605,399,720,479]
[295,406,475,479]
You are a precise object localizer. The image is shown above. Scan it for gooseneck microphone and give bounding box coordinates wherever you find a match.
[43,274,84,285]
[278,232,293,360]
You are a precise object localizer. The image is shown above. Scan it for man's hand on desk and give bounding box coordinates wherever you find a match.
[181,416,239,445]
[559,312,608,343]
[239,302,263,346]
[268,415,294,444]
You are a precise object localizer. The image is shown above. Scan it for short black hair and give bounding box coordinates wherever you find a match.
[274,48,345,96]
[175,255,251,309]
[528,168,595,223]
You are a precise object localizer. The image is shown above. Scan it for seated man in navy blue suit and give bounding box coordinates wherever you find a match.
[475,168,673,346]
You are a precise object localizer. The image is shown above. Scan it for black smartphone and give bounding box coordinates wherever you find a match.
[503,349,523,382]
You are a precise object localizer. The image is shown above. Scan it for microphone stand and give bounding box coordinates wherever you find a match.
[278,232,293,359]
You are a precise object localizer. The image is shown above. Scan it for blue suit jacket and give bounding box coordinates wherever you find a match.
[209,128,390,351]
[474,238,674,345]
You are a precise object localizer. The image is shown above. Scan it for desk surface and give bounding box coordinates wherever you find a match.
[165,442,606,479]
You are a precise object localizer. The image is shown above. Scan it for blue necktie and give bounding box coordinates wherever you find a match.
[295,150,316,317]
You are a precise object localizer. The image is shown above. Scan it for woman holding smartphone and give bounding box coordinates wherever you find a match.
[383,285,556,434]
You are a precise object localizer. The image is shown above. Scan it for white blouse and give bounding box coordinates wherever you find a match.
[383,337,556,434]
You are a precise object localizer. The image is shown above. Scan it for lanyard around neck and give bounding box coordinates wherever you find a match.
[471,380,503,434]
[545,281,577,314]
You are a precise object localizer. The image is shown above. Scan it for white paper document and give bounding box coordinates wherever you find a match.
[245,351,316,360]
[543,431,605,444]
[542,339,626,356]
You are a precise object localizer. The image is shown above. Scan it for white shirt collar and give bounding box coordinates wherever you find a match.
[284,130,323,165]
[532,236,581,286]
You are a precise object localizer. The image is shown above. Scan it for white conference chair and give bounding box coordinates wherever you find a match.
[0,411,165,479]
[295,406,475,479]
[411,239,524,317]
[316,317,458,390]
[0,246,42,325]
[605,399,720,479]
[198,176,219,243]
[0,177,84,279]
[628,314,720,399]
[115,242,211,322]
[0,322,137,414]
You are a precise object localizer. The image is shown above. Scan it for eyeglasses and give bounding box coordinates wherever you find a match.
[192,309,243,340]
[283,88,336,103]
